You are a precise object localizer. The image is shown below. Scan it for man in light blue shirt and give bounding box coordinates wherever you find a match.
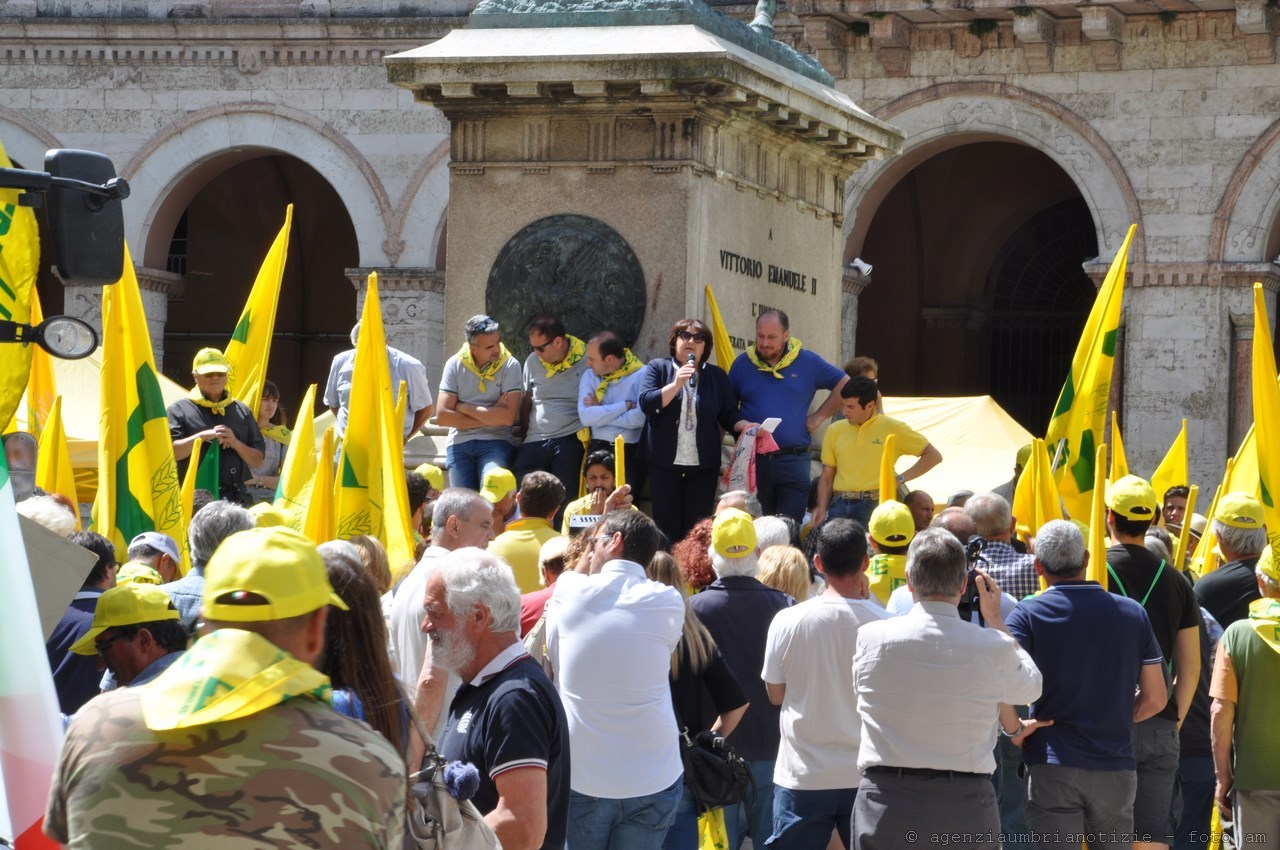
[579,331,646,494]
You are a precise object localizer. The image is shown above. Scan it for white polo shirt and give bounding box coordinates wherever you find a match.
[545,559,684,798]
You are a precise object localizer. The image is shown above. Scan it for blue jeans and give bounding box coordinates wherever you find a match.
[568,777,682,850]
[827,496,874,528]
[756,453,811,523]
[766,785,855,849]
[724,758,776,850]
[1173,754,1215,850]
[664,784,699,850]
[445,439,514,492]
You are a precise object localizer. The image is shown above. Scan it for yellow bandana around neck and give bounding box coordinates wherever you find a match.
[1248,597,1280,655]
[261,423,292,445]
[458,341,512,393]
[141,628,332,731]
[188,386,232,415]
[543,335,587,378]
[594,348,645,401]
[745,337,803,379]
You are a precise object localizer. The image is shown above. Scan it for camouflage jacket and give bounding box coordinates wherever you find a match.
[46,687,406,849]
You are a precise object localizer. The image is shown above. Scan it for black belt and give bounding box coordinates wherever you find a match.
[768,446,810,456]
[864,766,989,780]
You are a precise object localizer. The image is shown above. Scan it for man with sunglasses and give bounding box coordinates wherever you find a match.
[68,584,188,688]
[515,316,588,523]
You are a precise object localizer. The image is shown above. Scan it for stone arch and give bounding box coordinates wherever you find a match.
[390,137,451,268]
[844,82,1146,264]
[0,109,62,168]
[1211,116,1280,263]
[121,103,394,269]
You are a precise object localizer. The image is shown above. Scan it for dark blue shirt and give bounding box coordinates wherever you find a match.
[727,348,845,449]
[439,653,569,850]
[638,358,739,471]
[1006,581,1163,771]
[689,576,795,761]
[46,590,104,715]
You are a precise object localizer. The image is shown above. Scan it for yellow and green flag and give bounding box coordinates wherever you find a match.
[274,383,318,531]
[35,395,81,530]
[302,425,337,545]
[225,204,292,418]
[90,243,184,561]
[1251,282,1280,555]
[1109,412,1128,483]
[1085,443,1109,586]
[1045,224,1136,521]
[335,273,414,569]
[1150,419,1188,509]
[0,139,40,432]
[705,284,738,371]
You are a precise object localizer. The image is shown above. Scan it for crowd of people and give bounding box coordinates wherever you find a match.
[28,308,1280,850]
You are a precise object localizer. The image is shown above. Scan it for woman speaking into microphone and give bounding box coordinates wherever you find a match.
[639,318,740,542]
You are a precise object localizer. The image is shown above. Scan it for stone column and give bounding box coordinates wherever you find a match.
[1230,311,1254,457]
[60,265,179,371]
[840,265,869,367]
[345,267,447,390]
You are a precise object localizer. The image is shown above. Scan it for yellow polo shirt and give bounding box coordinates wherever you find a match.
[490,517,560,593]
[820,414,929,492]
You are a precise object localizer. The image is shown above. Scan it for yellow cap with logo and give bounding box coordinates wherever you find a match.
[480,467,517,505]
[202,527,349,623]
[869,500,916,547]
[1215,492,1265,530]
[712,508,757,558]
[1106,475,1158,521]
[70,584,180,655]
[192,347,231,375]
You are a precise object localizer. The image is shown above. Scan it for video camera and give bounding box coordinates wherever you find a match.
[956,535,988,625]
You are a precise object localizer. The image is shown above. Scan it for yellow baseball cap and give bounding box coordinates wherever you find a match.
[1215,492,1265,529]
[201,527,349,623]
[1106,475,1158,521]
[116,562,163,587]
[192,347,231,375]
[415,463,445,492]
[712,508,757,558]
[249,502,288,528]
[480,468,517,505]
[1259,545,1278,582]
[70,584,180,655]
[869,500,916,547]
[1015,443,1034,469]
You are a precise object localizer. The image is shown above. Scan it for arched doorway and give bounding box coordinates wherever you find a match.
[157,154,358,414]
[852,141,1097,432]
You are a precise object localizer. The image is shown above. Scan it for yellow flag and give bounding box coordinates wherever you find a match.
[1190,481,1224,577]
[334,273,414,569]
[90,243,184,562]
[1172,485,1199,572]
[1251,282,1280,555]
[1013,439,1062,538]
[177,436,205,577]
[274,384,318,531]
[1150,419,1188,509]
[25,286,57,438]
[1045,224,1136,521]
[878,433,898,505]
[705,284,738,371]
[0,139,40,432]
[302,426,337,545]
[382,380,416,580]
[35,395,81,530]
[225,205,292,418]
[1109,412,1128,483]
[1086,443,1109,585]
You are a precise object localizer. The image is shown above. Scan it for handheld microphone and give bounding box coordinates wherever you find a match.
[686,351,697,388]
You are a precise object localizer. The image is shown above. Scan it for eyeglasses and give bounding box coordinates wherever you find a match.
[677,331,709,343]
[531,338,560,354]
[94,633,130,654]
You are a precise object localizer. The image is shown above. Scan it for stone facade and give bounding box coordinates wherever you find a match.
[2,0,1278,493]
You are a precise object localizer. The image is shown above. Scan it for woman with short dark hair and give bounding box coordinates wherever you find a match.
[638,319,740,541]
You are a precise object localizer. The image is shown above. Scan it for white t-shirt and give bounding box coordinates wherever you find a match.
[761,594,888,790]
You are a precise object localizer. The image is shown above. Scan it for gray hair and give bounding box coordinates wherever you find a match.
[464,314,500,341]
[1258,568,1280,597]
[317,540,362,572]
[709,547,759,579]
[1212,519,1267,559]
[1035,520,1086,578]
[964,492,1012,538]
[1144,528,1174,563]
[754,516,791,552]
[719,490,763,518]
[905,528,968,599]
[432,487,488,531]
[438,547,521,633]
[349,322,361,347]
[16,494,76,537]
[946,490,974,508]
[189,501,255,567]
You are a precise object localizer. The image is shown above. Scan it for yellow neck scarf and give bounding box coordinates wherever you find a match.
[188,386,232,415]
[261,424,292,445]
[458,341,512,393]
[594,348,645,401]
[142,628,332,731]
[1248,597,1280,655]
[543,335,586,378]
[745,337,803,379]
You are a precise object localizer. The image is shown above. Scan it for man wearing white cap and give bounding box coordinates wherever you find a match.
[126,531,181,584]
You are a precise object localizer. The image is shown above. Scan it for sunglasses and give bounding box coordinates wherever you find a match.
[94,633,130,654]
[531,337,560,354]
[677,331,709,343]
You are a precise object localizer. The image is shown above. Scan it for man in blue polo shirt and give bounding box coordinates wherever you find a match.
[1006,520,1168,849]
[426,547,570,850]
[729,309,848,522]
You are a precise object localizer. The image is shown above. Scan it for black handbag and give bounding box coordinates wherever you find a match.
[678,727,753,810]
